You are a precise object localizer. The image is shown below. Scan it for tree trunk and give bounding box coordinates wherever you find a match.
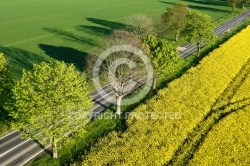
[152,77,157,90]
[175,29,179,42]
[197,43,201,57]
[116,96,123,115]
[232,3,236,13]
[52,137,58,159]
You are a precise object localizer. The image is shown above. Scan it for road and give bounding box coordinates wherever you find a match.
[178,9,250,58]
[1,9,250,166]
[0,76,152,166]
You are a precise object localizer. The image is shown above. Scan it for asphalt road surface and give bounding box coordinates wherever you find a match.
[0,76,152,166]
[1,9,250,166]
[178,9,250,58]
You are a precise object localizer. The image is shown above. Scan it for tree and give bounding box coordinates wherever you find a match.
[162,3,190,41]
[181,11,216,57]
[9,61,92,159]
[227,0,242,13]
[0,53,13,113]
[0,53,13,133]
[143,36,182,88]
[93,31,151,115]
[104,53,147,115]
[126,14,154,38]
[240,0,250,8]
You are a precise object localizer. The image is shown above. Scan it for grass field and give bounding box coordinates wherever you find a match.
[0,0,233,78]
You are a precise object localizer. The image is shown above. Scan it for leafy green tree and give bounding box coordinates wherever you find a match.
[10,61,92,159]
[227,0,242,13]
[0,53,13,133]
[143,36,182,88]
[162,3,190,41]
[0,53,13,114]
[181,11,216,57]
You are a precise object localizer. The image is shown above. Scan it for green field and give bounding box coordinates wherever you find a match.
[0,0,232,78]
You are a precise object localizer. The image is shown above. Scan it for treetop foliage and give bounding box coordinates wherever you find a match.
[143,36,182,76]
[0,53,13,108]
[9,61,92,158]
[162,3,190,41]
[181,10,216,44]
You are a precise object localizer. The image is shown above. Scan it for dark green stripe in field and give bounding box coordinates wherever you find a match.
[0,0,231,78]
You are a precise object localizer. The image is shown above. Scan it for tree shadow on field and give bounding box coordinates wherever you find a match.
[75,18,128,38]
[39,44,89,71]
[159,1,230,13]
[0,46,50,79]
[43,28,100,48]
[43,18,127,52]
[181,0,227,7]
[86,18,127,30]
[166,58,250,165]
[76,25,113,36]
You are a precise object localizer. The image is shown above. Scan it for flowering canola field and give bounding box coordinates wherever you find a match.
[78,26,250,165]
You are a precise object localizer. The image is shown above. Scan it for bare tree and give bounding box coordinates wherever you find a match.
[105,52,147,114]
[91,31,153,115]
[126,14,154,38]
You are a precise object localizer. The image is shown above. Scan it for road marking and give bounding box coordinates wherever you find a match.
[21,144,50,166]
[0,140,29,157]
[0,131,18,140]
[93,91,113,103]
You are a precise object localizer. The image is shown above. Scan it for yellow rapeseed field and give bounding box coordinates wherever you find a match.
[77,26,250,166]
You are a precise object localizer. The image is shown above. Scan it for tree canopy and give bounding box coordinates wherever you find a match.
[94,31,149,115]
[10,61,92,159]
[143,36,182,87]
[181,10,216,57]
[0,53,13,110]
[162,3,190,41]
[0,53,13,133]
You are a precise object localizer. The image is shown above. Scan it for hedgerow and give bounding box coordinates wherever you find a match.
[75,26,250,165]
